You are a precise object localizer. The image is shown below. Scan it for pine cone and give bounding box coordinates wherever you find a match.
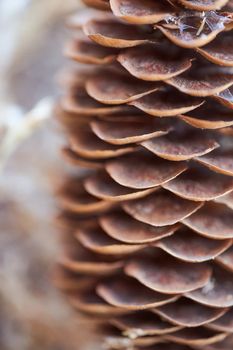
[55,1,233,349]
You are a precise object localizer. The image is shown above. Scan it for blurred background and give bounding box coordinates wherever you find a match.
[0,1,93,349]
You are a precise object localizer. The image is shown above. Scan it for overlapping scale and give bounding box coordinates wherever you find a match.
[76,222,145,254]
[61,86,131,116]
[69,289,129,315]
[117,44,193,81]
[56,0,233,349]
[156,11,233,48]
[123,191,203,226]
[208,308,233,332]
[179,101,233,129]
[178,0,229,11]
[141,130,219,161]
[61,147,105,169]
[83,17,155,48]
[215,190,233,209]
[106,152,187,189]
[130,89,204,117]
[179,112,233,129]
[164,328,227,346]
[91,117,171,144]
[57,178,114,214]
[97,276,179,310]
[109,0,175,24]
[111,311,182,337]
[196,149,233,176]
[186,266,233,308]
[155,229,232,262]
[86,71,160,104]
[183,203,233,239]
[99,211,180,243]
[214,86,233,109]
[197,33,233,66]
[59,247,123,275]
[216,245,233,271]
[125,256,212,294]
[84,171,156,201]
[65,38,118,65]
[162,166,233,201]
[69,126,136,159]
[166,66,233,97]
[60,258,122,276]
[154,298,227,327]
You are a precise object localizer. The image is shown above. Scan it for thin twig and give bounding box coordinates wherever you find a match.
[0,97,54,171]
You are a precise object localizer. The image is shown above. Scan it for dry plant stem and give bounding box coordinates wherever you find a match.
[0,98,54,171]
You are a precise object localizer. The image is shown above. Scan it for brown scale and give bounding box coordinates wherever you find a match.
[55,0,233,349]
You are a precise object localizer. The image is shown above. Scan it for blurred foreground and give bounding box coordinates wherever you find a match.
[0,1,95,349]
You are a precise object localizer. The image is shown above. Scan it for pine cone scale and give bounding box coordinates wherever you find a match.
[56,0,233,348]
